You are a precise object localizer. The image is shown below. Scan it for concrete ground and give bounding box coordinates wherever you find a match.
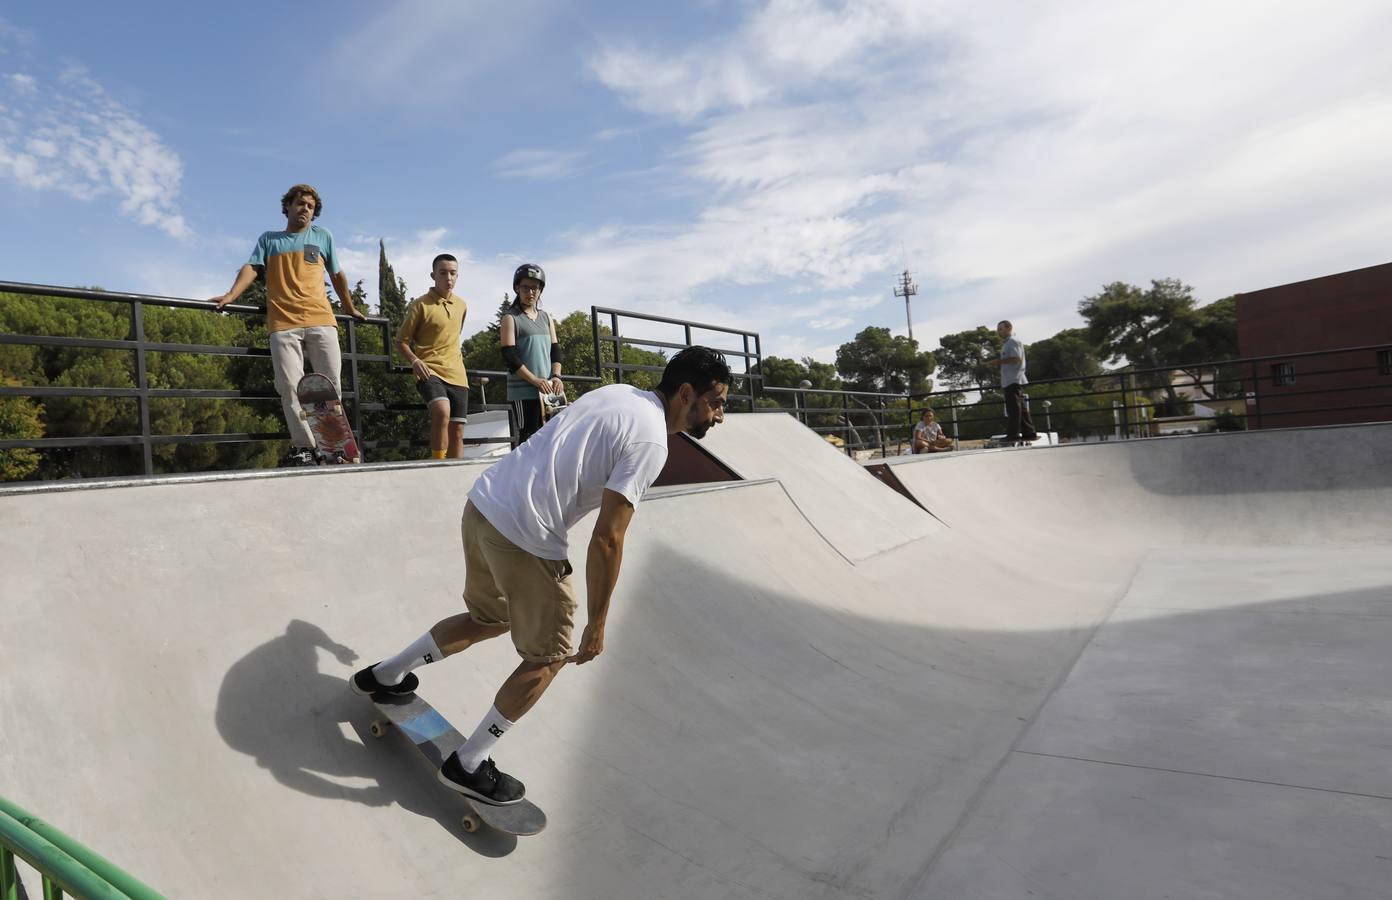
[0,417,1388,898]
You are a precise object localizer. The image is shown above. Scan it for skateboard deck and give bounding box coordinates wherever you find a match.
[296,372,361,463]
[541,391,568,424]
[366,691,547,836]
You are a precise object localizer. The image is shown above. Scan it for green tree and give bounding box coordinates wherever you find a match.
[1079,278,1200,414]
[1027,327,1102,381]
[933,326,1000,392]
[351,274,422,462]
[377,240,410,325]
[751,355,846,429]
[834,327,935,393]
[757,356,843,391]
[0,379,43,480]
[0,290,290,478]
[1177,296,1242,400]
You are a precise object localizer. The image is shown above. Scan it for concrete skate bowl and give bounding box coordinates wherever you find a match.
[0,418,1388,898]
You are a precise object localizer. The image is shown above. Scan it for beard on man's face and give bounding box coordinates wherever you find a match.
[687,421,710,440]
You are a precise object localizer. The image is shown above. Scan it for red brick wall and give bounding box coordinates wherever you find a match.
[1235,262,1392,428]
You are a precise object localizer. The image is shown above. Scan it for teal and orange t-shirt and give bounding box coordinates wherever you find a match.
[248,224,342,332]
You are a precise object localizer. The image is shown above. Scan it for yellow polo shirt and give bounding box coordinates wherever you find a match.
[399,290,468,386]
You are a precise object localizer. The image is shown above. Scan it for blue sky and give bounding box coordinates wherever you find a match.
[3,1,1392,365]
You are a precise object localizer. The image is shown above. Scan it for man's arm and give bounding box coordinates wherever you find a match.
[330,270,367,321]
[570,489,637,665]
[209,265,259,310]
[544,315,564,395]
[398,338,434,382]
[396,305,432,381]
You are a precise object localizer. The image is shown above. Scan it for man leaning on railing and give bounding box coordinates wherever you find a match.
[208,183,368,467]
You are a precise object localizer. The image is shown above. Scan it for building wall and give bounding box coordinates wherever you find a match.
[1235,262,1392,428]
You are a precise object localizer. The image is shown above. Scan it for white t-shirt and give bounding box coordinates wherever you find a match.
[468,384,669,560]
[914,420,943,442]
[1000,336,1028,386]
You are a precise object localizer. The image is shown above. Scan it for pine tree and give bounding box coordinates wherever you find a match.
[377,240,409,326]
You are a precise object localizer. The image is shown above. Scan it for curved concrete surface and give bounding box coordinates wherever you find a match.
[0,419,1389,898]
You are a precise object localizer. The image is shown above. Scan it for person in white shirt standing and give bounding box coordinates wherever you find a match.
[351,346,731,805]
[988,320,1038,443]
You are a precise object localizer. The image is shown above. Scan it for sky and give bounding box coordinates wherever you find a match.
[3,0,1392,365]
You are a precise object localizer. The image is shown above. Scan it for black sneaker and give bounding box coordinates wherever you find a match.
[350,663,419,698]
[280,447,317,467]
[438,752,525,805]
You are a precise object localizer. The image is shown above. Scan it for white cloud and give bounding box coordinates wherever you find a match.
[329,0,563,106]
[494,148,585,181]
[0,64,190,238]
[4,72,35,93]
[570,0,1392,362]
[592,0,922,120]
[0,16,35,51]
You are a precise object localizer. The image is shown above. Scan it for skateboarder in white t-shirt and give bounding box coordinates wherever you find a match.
[352,346,732,805]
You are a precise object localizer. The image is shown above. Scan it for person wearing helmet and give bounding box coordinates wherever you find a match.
[499,263,563,444]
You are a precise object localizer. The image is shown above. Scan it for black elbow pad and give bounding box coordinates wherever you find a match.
[550,342,563,365]
[501,344,524,372]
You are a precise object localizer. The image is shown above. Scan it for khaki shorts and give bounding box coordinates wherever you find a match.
[461,500,577,663]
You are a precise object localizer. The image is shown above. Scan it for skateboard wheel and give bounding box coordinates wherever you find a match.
[369,720,387,738]
[461,815,479,833]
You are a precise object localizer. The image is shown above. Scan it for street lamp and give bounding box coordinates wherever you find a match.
[478,376,490,407]
[1042,399,1053,438]
[797,379,812,425]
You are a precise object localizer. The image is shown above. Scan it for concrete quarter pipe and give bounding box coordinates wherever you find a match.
[1,416,1389,898]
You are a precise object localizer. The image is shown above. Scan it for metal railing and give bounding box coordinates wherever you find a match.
[0,281,395,473]
[0,795,163,899]
[4,279,1389,471]
[0,282,538,474]
[756,343,1392,457]
[590,306,762,409]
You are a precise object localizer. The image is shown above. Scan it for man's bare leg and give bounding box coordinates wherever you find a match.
[430,613,509,655]
[452,658,567,782]
[494,659,567,722]
[447,421,466,459]
[428,399,449,458]
[361,613,507,690]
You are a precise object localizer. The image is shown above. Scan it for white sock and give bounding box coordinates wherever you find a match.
[372,632,444,686]
[456,705,514,773]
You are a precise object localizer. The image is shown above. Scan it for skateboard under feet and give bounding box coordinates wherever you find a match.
[365,691,546,836]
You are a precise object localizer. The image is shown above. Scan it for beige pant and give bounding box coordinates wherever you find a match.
[270,326,341,448]
[461,501,578,662]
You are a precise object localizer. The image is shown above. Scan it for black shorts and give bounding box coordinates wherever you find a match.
[416,376,469,422]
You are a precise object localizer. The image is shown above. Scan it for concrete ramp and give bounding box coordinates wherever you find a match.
[1,421,1390,898]
[698,413,942,561]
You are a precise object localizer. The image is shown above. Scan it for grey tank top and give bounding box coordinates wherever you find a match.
[506,308,553,400]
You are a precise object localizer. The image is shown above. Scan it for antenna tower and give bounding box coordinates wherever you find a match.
[894,270,918,344]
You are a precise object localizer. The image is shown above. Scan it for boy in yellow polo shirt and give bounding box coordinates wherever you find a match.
[398,254,470,459]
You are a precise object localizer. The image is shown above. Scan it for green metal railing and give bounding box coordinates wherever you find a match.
[0,796,163,900]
